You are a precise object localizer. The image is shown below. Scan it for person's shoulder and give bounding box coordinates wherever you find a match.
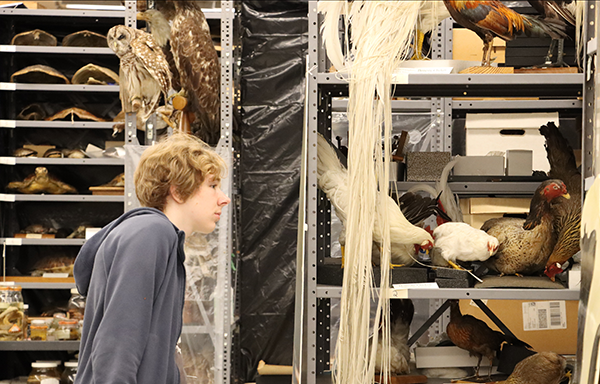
[113,211,177,239]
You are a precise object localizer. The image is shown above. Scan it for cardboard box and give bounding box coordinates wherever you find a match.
[415,346,492,369]
[462,213,504,229]
[454,156,505,176]
[459,299,578,355]
[465,112,558,172]
[460,197,531,214]
[506,149,533,176]
[453,28,505,64]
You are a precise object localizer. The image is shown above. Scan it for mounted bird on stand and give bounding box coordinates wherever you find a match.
[137,0,221,145]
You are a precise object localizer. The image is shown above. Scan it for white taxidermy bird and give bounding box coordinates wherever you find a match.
[317,134,434,266]
[432,222,499,269]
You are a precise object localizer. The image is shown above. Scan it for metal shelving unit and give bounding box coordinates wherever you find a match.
[0,83,119,92]
[294,3,585,384]
[0,341,80,351]
[0,194,124,202]
[0,157,123,165]
[1,238,85,246]
[0,120,115,129]
[0,45,114,54]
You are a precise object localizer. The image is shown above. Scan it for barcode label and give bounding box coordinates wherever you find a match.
[523,301,567,331]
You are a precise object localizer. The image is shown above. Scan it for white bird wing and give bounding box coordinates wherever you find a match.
[433,222,496,262]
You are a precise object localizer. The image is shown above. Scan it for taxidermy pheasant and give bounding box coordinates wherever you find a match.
[496,351,567,384]
[374,299,414,375]
[539,122,581,281]
[447,300,532,380]
[443,0,568,66]
[317,134,433,267]
[482,179,570,276]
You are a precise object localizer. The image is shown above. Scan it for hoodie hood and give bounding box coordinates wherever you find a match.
[74,207,175,296]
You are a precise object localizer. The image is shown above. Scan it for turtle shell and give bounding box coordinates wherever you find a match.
[11,29,57,46]
[17,104,47,121]
[13,148,37,157]
[46,107,106,122]
[62,149,87,158]
[31,256,76,276]
[62,30,107,47]
[71,63,119,85]
[43,148,63,158]
[10,64,69,84]
[100,173,125,187]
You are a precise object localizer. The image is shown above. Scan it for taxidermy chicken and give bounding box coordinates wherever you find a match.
[447,300,532,380]
[432,222,499,269]
[317,134,433,267]
[482,179,570,276]
[527,0,581,66]
[443,0,568,66]
[496,351,566,384]
[539,122,581,281]
[373,299,414,375]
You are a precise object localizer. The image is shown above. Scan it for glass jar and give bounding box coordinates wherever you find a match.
[67,288,85,320]
[27,362,60,384]
[60,361,78,384]
[36,361,62,376]
[0,286,25,340]
[30,320,48,341]
[55,319,79,340]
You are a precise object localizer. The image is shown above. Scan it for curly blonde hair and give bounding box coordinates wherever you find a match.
[134,133,226,211]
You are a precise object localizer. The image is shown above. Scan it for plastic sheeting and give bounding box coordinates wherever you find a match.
[239,1,307,380]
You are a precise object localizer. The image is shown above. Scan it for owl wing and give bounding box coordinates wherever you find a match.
[130,31,172,96]
[171,10,220,144]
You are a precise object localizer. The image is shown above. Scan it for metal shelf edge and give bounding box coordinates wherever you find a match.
[0,341,79,350]
[0,157,124,165]
[0,238,85,246]
[0,45,114,54]
[0,83,119,92]
[316,286,580,300]
[0,8,125,18]
[317,73,584,85]
[0,194,124,202]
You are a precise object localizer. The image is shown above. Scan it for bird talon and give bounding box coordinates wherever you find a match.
[447,260,464,270]
[389,263,405,269]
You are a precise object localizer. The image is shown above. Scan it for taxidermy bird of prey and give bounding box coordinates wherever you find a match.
[107,25,171,126]
[443,0,568,66]
[138,1,221,146]
[317,134,434,267]
[374,299,414,375]
[496,351,567,384]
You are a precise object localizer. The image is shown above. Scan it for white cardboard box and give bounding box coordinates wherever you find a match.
[465,112,558,172]
[415,346,493,368]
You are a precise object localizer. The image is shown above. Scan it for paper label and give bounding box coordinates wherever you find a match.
[40,379,59,384]
[0,120,15,128]
[0,45,16,52]
[0,157,16,165]
[522,301,567,331]
[4,238,22,246]
[0,194,15,202]
[42,273,70,278]
[0,82,16,91]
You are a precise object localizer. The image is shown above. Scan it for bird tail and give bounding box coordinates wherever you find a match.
[539,121,580,192]
[521,14,569,40]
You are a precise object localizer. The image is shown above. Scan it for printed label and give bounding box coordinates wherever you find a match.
[522,301,567,331]
[40,379,59,384]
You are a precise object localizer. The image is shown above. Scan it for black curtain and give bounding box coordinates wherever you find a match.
[239,1,307,380]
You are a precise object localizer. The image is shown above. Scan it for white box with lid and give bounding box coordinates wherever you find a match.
[465,112,558,172]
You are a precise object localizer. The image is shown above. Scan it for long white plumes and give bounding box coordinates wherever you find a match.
[318,1,348,72]
[572,0,584,68]
[416,0,450,35]
[329,3,427,384]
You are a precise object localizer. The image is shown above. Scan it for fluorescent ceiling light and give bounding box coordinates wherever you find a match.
[66,4,126,11]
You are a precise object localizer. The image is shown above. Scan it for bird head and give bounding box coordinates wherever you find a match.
[487,238,499,256]
[544,262,564,282]
[107,25,134,57]
[542,179,570,202]
[419,239,434,251]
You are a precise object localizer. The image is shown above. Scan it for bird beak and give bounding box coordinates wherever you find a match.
[562,193,571,200]
[136,12,147,21]
[113,41,118,50]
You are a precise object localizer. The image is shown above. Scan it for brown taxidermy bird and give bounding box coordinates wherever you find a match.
[496,351,567,384]
[446,300,532,380]
[443,0,568,66]
[482,179,570,276]
[539,122,581,281]
[137,1,221,145]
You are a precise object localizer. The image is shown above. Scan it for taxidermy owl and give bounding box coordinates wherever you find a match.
[107,25,172,126]
[137,1,221,145]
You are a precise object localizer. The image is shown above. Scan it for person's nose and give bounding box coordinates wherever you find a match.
[219,190,231,206]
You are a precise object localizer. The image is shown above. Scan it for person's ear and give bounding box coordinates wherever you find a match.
[169,185,185,204]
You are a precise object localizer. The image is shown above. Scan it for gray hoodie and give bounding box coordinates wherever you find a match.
[74,207,186,384]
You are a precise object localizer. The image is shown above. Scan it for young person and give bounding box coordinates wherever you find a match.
[74,133,230,384]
